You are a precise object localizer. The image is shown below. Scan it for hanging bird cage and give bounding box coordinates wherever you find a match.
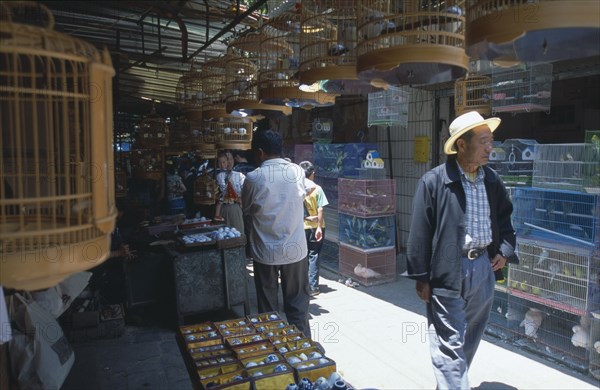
[136,108,170,149]
[225,33,292,115]
[193,172,218,206]
[0,2,116,290]
[300,0,382,95]
[168,116,192,154]
[201,56,229,120]
[130,148,165,181]
[176,64,203,121]
[258,10,338,108]
[356,0,468,86]
[210,117,254,150]
[454,72,492,116]
[466,1,600,63]
[189,120,217,159]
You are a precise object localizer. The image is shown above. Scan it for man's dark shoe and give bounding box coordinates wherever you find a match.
[309,288,321,297]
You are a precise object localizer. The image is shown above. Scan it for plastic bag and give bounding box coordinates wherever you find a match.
[9,293,75,390]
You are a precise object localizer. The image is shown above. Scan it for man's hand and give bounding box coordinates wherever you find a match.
[416,280,431,303]
[491,254,507,271]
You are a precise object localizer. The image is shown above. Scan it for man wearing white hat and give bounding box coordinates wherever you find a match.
[406,111,518,389]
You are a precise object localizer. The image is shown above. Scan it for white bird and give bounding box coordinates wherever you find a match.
[520,308,543,339]
[354,263,382,279]
[549,262,561,284]
[571,325,590,350]
[594,340,600,354]
[536,249,549,267]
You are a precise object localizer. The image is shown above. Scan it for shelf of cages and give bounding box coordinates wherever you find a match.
[512,187,600,248]
[532,143,600,194]
[130,148,165,181]
[489,292,591,373]
[367,86,409,127]
[585,130,600,192]
[355,0,469,86]
[313,143,377,179]
[491,62,552,115]
[487,138,537,187]
[338,178,396,217]
[339,243,397,287]
[339,213,396,251]
[508,237,600,317]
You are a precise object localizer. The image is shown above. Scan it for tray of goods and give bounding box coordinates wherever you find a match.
[206,227,247,249]
[178,232,216,247]
[247,312,282,324]
[179,216,212,230]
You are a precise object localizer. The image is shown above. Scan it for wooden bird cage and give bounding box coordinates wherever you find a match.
[176,65,203,121]
[0,2,117,290]
[211,118,254,150]
[466,1,600,63]
[130,148,165,181]
[136,109,170,149]
[189,120,217,159]
[454,74,492,116]
[193,173,218,205]
[168,116,192,154]
[356,0,468,86]
[258,10,337,107]
[225,34,292,115]
[201,56,229,120]
[300,0,382,95]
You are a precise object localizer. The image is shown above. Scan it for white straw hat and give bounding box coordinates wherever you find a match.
[444,111,501,155]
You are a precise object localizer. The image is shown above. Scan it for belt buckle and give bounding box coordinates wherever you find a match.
[467,249,479,260]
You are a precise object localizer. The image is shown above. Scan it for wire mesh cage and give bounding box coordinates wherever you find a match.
[532,143,600,193]
[257,10,337,107]
[367,86,409,126]
[338,178,396,217]
[355,0,468,85]
[512,187,600,248]
[193,173,218,206]
[590,317,600,380]
[0,2,116,290]
[487,138,537,187]
[189,121,217,159]
[584,130,600,192]
[491,62,552,115]
[176,65,203,121]
[339,244,397,286]
[454,74,492,116]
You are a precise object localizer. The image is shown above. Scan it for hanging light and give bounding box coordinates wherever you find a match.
[356,0,468,86]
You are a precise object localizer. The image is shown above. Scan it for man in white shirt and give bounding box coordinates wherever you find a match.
[242,129,311,337]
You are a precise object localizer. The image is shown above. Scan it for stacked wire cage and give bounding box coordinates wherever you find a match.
[367,86,409,127]
[0,2,116,290]
[491,62,553,115]
[487,139,538,187]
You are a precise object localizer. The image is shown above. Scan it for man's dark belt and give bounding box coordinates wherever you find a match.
[464,247,487,260]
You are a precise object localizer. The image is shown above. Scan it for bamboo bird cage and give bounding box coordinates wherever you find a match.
[176,64,203,121]
[356,0,469,86]
[0,2,116,290]
[454,62,492,116]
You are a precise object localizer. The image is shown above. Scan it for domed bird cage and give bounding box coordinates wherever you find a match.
[211,117,254,151]
[466,1,600,63]
[225,33,292,116]
[454,62,492,116]
[258,10,338,108]
[200,56,229,120]
[300,0,383,95]
[356,0,469,86]
[189,121,217,159]
[0,3,116,290]
[176,64,203,121]
[136,106,170,149]
[193,172,218,206]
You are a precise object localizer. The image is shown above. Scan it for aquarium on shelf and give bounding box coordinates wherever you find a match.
[512,187,600,248]
[338,213,396,250]
[338,179,396,217]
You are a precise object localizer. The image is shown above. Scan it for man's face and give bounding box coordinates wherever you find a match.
[458,125,494,168]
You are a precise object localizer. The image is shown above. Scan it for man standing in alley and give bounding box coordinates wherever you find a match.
[406,111,518,389]
[299,161,329,297]
[242,129,311,337]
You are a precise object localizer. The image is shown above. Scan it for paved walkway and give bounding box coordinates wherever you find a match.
[62,264,600,389]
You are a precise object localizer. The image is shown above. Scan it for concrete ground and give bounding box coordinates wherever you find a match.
[62,264,600,390]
